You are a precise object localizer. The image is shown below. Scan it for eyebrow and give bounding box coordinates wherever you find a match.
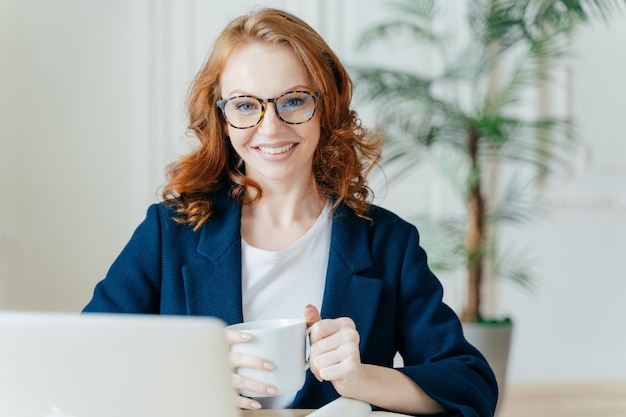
[224,85,314,98]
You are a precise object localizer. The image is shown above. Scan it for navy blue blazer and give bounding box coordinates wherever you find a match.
[83,191,497,417]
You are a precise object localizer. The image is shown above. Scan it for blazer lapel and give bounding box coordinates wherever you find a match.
[321,204,383,350]
[182,193,244,325]
[294,204,384,408]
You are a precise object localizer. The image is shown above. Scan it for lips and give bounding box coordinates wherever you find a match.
[257,143,296,155]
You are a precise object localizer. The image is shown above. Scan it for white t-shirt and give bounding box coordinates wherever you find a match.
[241,200,332,409]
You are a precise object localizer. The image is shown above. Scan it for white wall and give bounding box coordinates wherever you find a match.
[0,0,155,310]
[499,16,626,382]
[1,0,624,383]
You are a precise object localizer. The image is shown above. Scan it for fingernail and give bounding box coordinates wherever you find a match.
[267,387,278,395]
[263,361,276,370]
[250,401,261,409]
[240,333,251,341]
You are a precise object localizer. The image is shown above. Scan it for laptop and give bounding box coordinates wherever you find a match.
[0,311,241,417]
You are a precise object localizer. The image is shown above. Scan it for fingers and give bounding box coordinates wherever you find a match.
[228,348,277,396]
[229,350,275,372]
[226,329,278,405]
[230,354,278,407]
[227,329,276,386]
[309,319,359,358]
[308,316,355,344]
[232,372,279,409]
[225,329,252,345]
[304,304,322,327]
[311,338,360,381]
[307,317,361,383]
[236,395,262,410]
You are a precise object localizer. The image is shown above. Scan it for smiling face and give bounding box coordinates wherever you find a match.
[219,42,321,190]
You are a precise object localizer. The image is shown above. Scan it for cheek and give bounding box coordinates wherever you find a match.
[305,120,322,147]
[226,127,248,149]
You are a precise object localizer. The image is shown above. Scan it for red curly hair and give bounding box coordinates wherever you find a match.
[162,8,383,229]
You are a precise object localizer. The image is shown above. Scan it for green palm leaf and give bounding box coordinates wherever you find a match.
[352,0,625,321]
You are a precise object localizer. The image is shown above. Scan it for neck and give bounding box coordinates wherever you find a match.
[240,183,326,251]
[245,184,324,228]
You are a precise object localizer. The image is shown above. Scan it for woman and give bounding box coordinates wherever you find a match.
[83,8,497,417]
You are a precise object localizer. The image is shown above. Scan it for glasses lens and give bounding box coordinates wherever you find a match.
[223,96,262,129]
[276,91,317,124]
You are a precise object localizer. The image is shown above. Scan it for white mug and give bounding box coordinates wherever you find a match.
[226,318,309,397]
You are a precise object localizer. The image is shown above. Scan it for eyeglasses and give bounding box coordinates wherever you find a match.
[216,90,320,129]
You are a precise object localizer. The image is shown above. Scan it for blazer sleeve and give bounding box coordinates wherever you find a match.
[82,204,164,313]
[395,225,498,417]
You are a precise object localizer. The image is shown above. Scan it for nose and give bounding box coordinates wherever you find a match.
[257,101,284,133]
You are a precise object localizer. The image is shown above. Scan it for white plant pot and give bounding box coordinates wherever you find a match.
[462,321,513,415]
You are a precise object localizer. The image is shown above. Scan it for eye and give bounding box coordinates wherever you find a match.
[229,97,261,114]
[235,102,255,112]
[285,98,306,109]
[278,93,310,112]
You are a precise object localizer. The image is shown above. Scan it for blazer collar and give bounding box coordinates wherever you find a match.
[183,192,244,324]
[183,194,383,338]
[196,191,242,263]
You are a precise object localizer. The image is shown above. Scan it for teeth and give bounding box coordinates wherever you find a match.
[258,144,295,155]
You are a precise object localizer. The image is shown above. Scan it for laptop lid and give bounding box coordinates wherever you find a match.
[0,311,241,417]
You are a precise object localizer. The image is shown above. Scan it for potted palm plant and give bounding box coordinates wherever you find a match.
[352,0,624,398]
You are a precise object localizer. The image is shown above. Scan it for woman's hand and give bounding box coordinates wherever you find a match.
[304,304,366,398]
[303,305,445,415]
[225,329,278,410]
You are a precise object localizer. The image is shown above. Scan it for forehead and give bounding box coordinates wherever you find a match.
[220,42,313,97]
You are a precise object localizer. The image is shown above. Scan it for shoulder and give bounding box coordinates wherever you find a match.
[148,192,241,250]
[143,202,184,230]
[332,202,421,253]
[334,201,416,233]
[124,203,189,249]
[366,203,413,227]
[151,190,240,228]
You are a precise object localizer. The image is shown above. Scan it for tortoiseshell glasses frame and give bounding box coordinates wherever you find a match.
[216,90,321,129]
